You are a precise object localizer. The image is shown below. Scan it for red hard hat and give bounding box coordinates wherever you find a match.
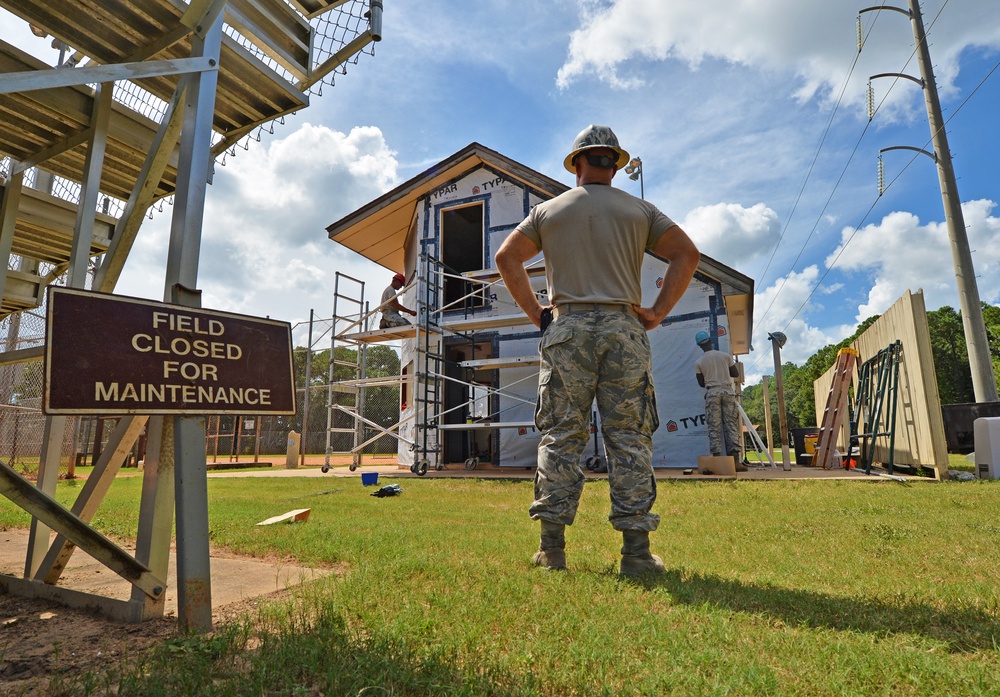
[392,273,405,283]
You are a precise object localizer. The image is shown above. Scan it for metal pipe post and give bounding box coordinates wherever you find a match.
[761,376,774,458]
[300,310,314,467]
[770,338,791,471]
[163,9,223,633]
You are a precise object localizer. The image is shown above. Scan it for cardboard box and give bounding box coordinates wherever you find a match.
[697,455,737,477]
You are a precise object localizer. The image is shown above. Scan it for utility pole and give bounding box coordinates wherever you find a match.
[863,1,998,402]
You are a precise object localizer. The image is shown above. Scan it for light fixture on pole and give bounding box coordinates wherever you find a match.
[624,157,643,199]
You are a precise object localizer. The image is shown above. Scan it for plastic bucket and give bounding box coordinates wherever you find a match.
[361,472,379,486]
[803,435,819,454]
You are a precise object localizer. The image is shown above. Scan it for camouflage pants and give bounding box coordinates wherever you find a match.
[704,386,740,455]
[379,311,411,329]
[530,311,660,531]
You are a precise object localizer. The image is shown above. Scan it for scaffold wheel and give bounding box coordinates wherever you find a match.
[349,463,357,472]
[464,457,478,470]
[416,459,429,476]
[585,456,604,472]
[321,464,330,473]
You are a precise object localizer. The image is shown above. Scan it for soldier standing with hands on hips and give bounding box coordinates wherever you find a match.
[495,125,700,577]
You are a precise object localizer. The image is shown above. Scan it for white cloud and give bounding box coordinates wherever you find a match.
[742,197,1000,381]
[825,200,1000,321]
[116,124,399,325]
[0,11,60,64]
[557,0,1000,116]
[681,202,781,267]
[750,265,839,365]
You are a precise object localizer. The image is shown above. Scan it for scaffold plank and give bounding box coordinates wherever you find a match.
[442,313,533,332]
[436,421,536,431]
[458,355,540,369]
[463,264,546,283]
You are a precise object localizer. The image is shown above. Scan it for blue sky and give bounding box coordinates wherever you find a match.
[3,0,999,382]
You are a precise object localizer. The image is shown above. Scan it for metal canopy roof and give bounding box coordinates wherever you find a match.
[0,42,179,202]
[0,0,379,326]
[326,141,756,354]
[2,0,311,157]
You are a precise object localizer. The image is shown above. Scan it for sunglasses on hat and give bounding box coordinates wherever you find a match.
[573,151,616,169]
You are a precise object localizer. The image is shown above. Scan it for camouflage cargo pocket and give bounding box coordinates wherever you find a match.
[534,322,574,432]
[642,369,659,435]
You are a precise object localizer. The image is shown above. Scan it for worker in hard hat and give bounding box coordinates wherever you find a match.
[694,330,745,471]
[379,272,416,329]
[495,124,700,577]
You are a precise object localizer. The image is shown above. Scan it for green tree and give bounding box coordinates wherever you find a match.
[926,306,974,404]
[743,301,1000,447]
[981,303,1000,392]
[741,367,799,447]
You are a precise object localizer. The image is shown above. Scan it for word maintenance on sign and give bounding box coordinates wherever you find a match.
[44,288,296,415]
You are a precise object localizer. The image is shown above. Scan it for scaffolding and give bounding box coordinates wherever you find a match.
[325,252,550,475]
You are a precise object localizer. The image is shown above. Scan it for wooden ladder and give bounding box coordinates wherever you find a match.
[813,348,859,469]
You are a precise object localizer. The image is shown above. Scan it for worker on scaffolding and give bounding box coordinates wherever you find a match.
[694,330,746,472]
[379,272,416,329]
[495,124,700,578]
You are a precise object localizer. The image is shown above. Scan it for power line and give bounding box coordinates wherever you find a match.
[746,53,1000,376]
[747,1,965,370]
[751,11,879,296]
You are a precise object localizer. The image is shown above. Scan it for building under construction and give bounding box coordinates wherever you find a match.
[326,143,756,474]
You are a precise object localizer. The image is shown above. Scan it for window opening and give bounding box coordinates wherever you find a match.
[441,204,485,310]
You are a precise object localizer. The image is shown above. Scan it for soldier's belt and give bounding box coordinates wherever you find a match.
[552,303,637,319]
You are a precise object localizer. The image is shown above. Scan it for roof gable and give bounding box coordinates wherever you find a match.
[325,142,565,272]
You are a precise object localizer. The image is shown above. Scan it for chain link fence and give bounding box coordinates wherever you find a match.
[0,326,406,475]
[293,340,403,463]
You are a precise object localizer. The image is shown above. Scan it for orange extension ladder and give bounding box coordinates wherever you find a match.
[813,348,859,469]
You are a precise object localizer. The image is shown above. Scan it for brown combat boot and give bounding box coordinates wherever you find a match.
[531,519,566,570]
[619,529,665,578]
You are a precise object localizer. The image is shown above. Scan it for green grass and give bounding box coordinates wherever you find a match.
[4,476,1000,695]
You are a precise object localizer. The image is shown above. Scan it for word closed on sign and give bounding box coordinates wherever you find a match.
[44,288,296,415]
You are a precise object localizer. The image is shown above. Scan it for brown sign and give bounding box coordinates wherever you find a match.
[44,288,296,415]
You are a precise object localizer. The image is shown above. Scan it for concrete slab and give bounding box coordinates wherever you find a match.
[0,529,332,619]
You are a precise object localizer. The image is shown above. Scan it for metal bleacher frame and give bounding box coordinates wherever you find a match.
[0,0,381,631]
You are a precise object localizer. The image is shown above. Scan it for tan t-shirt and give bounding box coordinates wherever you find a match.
[695,350,735,390]
[514,184,676,306]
